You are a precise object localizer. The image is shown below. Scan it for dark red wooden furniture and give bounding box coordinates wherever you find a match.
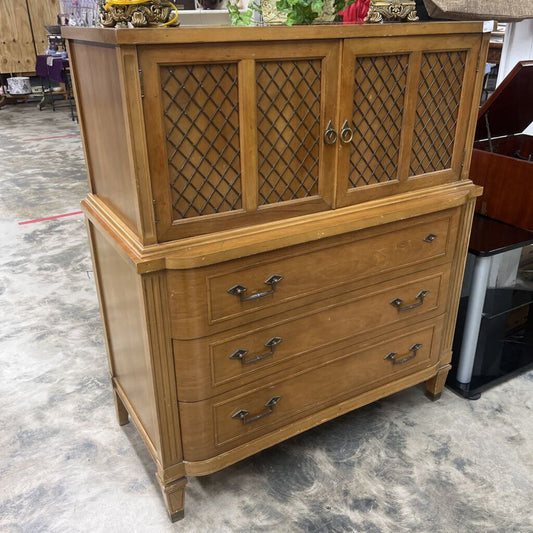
[470,60,533,231]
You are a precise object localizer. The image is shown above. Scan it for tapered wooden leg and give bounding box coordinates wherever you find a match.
[425,364,451,401]
[113,388,129,426]
[158,476,187,522]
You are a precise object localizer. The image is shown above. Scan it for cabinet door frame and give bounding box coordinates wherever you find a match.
[335,34,482,208]
[138,41,339,242]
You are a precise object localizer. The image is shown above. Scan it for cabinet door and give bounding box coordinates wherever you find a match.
[335,35,482,207]
[139,42,338,241]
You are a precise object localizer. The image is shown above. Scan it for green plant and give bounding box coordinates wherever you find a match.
[227,0,261,26]
[276,0,349,25]
[334,0,350,14]
[276,0,323,24]
[228,0,350,26]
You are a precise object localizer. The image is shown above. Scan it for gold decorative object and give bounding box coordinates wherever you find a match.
[364,0,419,23]
[99,0,178,27]
[260,0,336,25]
[260,0,288,25]
[313,0,337,23]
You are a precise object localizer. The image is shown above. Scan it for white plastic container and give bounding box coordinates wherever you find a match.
[7,77,32,95]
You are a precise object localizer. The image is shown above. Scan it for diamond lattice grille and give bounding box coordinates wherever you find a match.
[348,54,409,188]
[410,51,467,176]
[256,60,321,205]
[161,63,242,220]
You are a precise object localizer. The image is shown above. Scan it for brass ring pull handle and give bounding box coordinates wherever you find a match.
[340,119,354,144]
[229,337,283,365]
[231,396,281,425]
[424,233,437,243]
[390,289,429,312]
[324,120,337,145]
[227,274,283,302]
[384,343,422,365]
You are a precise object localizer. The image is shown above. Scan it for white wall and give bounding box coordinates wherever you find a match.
[497,19,533,134]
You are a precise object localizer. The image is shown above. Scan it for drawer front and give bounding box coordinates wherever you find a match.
[174,267,450,401]
[169,209,459,339]
[179,318,443,461]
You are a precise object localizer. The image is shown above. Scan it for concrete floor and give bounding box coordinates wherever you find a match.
[0,103,532,533]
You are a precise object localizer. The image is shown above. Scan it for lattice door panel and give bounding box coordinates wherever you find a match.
[410,51,467,176]
[348,54,409,189]
[256,59,322,205]
[161,63,242,220]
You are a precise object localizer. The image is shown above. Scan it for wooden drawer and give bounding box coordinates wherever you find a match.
[179,318,443,461]
[174,266,450,401]
[168,209,459,339]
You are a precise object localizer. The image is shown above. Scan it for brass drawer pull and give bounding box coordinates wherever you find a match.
[384,343,422,365]
[230,336,282,365]
[231,396,281,425]
[227,274,283,302]
[390,289,429,311]
[324,120,337,145]
[424,233,437,243]
[340,119,353,144]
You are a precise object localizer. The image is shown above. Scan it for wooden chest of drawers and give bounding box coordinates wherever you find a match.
[64,22,489,521]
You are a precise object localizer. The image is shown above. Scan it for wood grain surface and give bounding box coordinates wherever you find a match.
[64,23,490,520]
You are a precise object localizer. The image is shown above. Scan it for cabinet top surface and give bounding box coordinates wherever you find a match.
[62,21,486,45]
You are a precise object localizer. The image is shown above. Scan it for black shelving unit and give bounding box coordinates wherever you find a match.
[447,215,533,399]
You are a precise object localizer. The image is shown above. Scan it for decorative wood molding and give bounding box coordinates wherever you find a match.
[82,182,481,272]
[442,197,477,356]
[142,272,184,468]
[61,21,488,46]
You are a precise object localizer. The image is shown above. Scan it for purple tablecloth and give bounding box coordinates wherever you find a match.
[35,55,69,84]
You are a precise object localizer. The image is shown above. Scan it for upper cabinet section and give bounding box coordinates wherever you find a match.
[335,34,482,206]
[139,41,339,241]
[64,24,489,245]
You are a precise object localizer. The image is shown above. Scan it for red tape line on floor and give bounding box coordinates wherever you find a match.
[22,133,80,141]
[19,211,83,225]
